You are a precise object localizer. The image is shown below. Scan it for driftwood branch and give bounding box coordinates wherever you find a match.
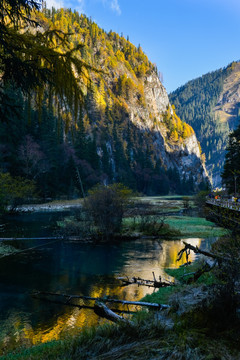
[177,241,220,262]
[177,241,219,284]
[94,302,130,323]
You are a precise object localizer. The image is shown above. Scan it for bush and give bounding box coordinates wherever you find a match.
[83,183,133,240]
[0,172,36,213]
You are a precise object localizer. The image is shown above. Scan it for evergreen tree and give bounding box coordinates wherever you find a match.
[222,125,240,194]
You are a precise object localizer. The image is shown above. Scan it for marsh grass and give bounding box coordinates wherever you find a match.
[123,216,181,238]
[123,214,225,239]
[165,216,227,238]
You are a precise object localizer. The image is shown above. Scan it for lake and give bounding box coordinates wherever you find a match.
[0,209,211,352]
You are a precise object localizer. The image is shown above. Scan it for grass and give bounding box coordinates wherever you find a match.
[3,298,240,360]
[165,262,217,286]
[165,216,227,238]
[122,217,181,239]
[123,215,226,239]
[142,285,180,304]
[141,261,217,308]
[1,315,165,360]
[135,196,194,213]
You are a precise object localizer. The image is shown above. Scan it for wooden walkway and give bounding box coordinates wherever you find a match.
[206,198,240,228]
[206,199,240,212]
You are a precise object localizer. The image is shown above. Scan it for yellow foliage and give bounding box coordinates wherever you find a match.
[94,80,106,111]
[106,56,117,68]
[171,129,179,142]
[182,123,193,138]
[115,50,125,62]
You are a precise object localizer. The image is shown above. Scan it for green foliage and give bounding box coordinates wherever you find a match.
[0,172,36,213]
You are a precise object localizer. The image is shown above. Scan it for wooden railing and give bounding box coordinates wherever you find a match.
[206,199,240,212]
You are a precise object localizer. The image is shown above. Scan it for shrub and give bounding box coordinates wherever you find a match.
[0,172,36,213]
[83,183,133,240]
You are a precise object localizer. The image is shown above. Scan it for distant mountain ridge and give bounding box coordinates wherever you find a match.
[169,61,240,187]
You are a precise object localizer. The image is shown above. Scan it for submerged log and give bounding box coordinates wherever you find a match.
[32,291,169,310]
[33,295,135,314]
[0,237,63,241]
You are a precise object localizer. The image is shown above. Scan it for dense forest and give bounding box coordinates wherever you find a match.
[0,6,206,200]
[169,62,240,186]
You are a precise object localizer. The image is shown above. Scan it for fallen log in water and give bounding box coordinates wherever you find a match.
[118,272,174,289]
[0,237,64,241]
[32,295,135,315]
[32,291,170,310]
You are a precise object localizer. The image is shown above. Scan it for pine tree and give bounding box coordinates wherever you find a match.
[222,125,240,193]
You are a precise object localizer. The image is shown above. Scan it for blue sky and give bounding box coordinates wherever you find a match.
[46,0,240,93]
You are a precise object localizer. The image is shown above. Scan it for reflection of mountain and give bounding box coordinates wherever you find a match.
[0,237,202,350]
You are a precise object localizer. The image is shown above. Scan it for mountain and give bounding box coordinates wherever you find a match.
[169,61,240,187]
[0,8,208,198]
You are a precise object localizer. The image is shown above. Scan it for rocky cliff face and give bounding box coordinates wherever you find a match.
[37,9,209,193]
[115,70,208,185]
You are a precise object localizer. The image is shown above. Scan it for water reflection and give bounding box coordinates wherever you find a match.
[0,235,204,352]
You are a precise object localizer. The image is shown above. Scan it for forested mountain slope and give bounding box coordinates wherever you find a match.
[0,8,208,198]
[169,61,240,187]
